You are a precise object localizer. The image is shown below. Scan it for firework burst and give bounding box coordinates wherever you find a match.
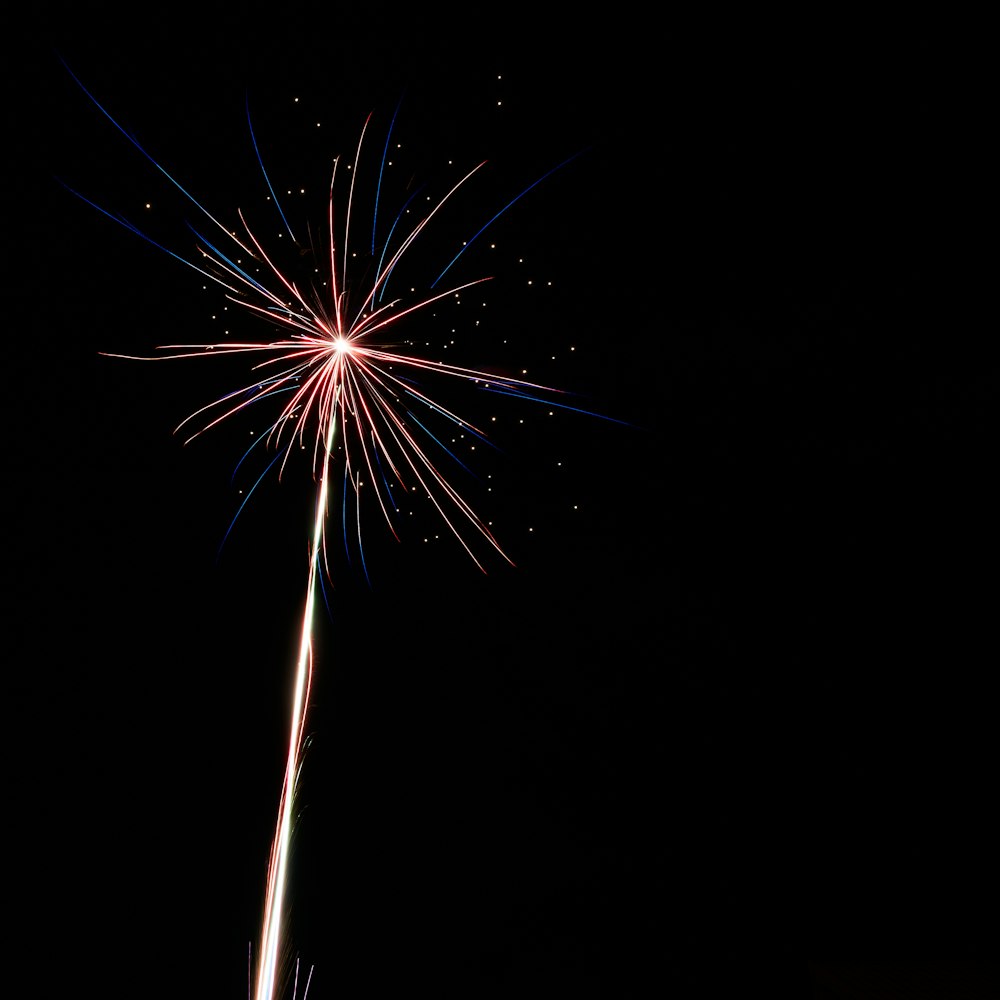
[63,62,604,999]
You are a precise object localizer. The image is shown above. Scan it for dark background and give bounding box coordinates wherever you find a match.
[8,10,993,999]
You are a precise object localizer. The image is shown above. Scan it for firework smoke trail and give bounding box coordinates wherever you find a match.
[61,63,609,999]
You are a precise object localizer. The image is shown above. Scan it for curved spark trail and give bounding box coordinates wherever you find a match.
[63,64,603,1000]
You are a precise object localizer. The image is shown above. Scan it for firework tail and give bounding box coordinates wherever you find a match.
[254,399,338,1000]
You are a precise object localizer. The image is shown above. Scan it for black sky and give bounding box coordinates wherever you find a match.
[8,11,995,999]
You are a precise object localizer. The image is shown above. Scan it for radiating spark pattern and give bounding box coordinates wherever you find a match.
[64,64,592,1000]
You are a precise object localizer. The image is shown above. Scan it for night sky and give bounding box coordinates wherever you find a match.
[9,12,995,999]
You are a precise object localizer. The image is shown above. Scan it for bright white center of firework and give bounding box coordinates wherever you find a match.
[332,336,353,354]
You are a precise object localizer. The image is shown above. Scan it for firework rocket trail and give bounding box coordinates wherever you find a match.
[61,64,602,999]
[255,408,334,1000]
